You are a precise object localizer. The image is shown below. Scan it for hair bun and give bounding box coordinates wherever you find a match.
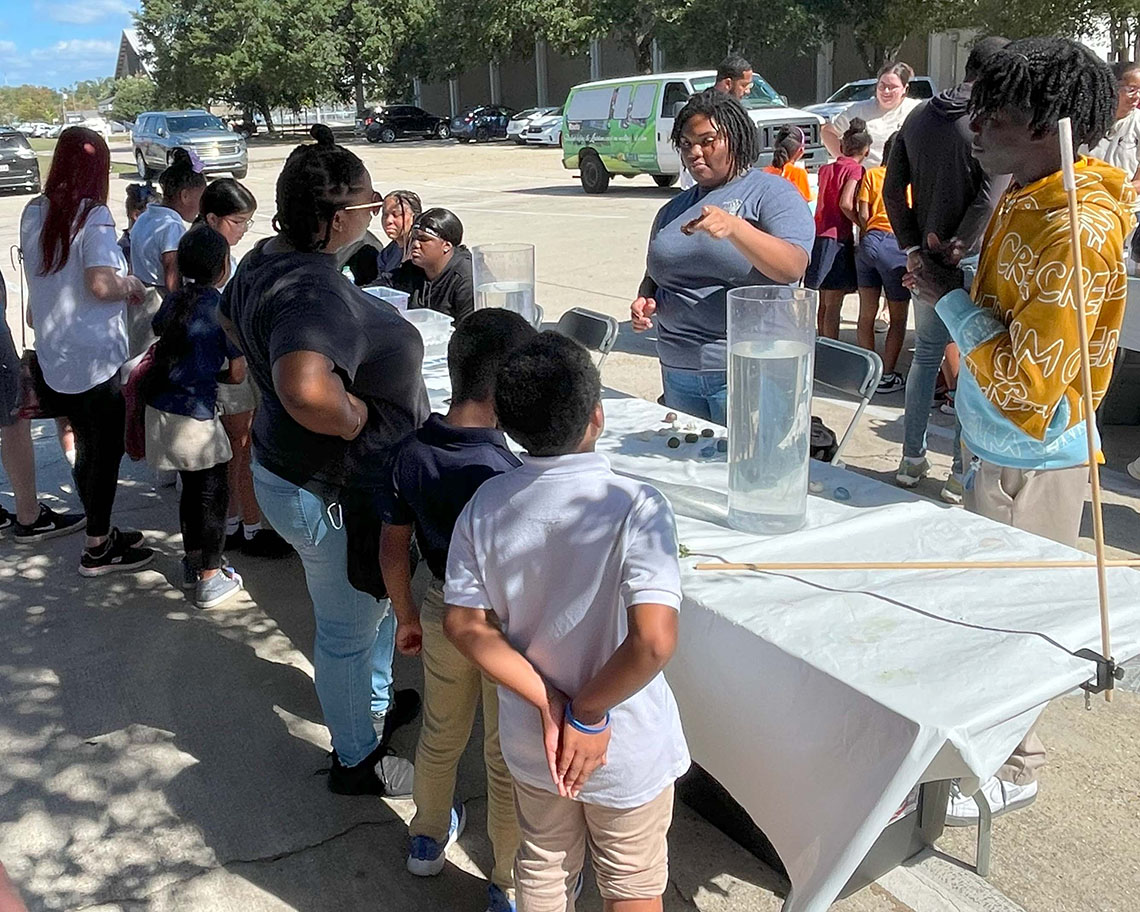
[169,147,192,167]
[310,124,336,147]
[845,117,867,135]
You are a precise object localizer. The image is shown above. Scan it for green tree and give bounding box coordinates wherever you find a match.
[661,0,821,70]
[805,0,969,73]
[0,86,62,124]
[588,0,687,73]
[110,77,158,122]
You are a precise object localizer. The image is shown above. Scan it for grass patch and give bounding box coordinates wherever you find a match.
[28,138,56,152]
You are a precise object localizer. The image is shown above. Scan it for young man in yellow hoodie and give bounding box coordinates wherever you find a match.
[909,37,1134,825]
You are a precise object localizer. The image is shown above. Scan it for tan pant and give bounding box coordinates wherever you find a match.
[512,779,675,912]
[962,446,1084,785]
[962,446,1089,548]
[410,588,518,895]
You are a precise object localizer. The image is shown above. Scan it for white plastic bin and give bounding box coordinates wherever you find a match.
[401,308,452,361]
[363,285,410,312]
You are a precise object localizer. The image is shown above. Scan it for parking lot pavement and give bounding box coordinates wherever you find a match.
[1,137,1138,912]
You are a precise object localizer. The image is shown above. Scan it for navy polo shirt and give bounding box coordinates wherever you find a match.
[386,413,521,579]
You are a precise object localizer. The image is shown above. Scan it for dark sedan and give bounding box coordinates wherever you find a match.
[0,129,40,194]
[451,105,516,143]
[365,105,451,143]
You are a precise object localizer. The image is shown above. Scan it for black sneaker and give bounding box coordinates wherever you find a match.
[0,507,13,534]
[79,528,155,578]
[225,523,245,553]
[241,527,293,559]
[372,688,423,745]
[13,504,87,543]
[877,371,905,394]
[327,741,414,798]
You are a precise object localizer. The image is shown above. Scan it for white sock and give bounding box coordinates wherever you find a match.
[225,516,241,536]
[64,449,77,468]
[243,521,262,539]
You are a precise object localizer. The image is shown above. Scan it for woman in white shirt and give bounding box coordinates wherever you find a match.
[823,62,920,167]
[1090,59,1140,193]
[19,127,154,576]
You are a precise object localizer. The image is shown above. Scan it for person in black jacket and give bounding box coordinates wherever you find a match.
[394,208,475,322]
[883,35,1010,503]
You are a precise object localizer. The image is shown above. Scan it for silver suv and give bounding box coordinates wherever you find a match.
[132,110,248,180]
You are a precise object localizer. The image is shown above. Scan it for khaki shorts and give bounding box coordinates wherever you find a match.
[145,405,232,472]
[512,778,675,911]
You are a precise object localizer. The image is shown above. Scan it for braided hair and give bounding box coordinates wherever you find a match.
[770,125,805,169]
[671,90,759,178]
[969,37,1116,150]
[159,147,206,201]
[274,124,369,252]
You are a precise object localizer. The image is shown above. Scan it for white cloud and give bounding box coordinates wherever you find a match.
[0,39,118,86]
[36,0,133,25]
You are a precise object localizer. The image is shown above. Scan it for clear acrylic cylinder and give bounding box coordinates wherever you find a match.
[472,243,539,326]
[726,286,817,535]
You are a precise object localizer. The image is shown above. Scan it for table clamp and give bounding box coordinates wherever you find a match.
[1074,648,1125,709]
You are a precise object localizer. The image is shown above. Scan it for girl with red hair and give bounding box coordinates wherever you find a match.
[19,127,155,576]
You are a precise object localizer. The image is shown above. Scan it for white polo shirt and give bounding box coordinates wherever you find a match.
[130,204,186,287]
[445,450,690,809]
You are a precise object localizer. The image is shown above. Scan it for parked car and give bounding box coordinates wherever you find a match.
[451,105,516,143]
[804,77,937,121]
[365,105,451,143]
[132,109,248,179]
[507,107,558,143]
[562,70,825,194]
[523,107,563,146]
[0,128,41,194]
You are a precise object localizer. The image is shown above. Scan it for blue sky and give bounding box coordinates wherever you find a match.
[0,0,135,88]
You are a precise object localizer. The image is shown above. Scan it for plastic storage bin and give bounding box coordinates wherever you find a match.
[401,308,452,361]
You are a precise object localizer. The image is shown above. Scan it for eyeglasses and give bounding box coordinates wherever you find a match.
[1122,86,1140,97]
[224,214,255,230]
[341,189,384,216]
[678,135,722,154]
[878,83,904,93]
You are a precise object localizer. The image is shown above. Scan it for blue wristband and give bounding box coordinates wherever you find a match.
[565,702,610,734]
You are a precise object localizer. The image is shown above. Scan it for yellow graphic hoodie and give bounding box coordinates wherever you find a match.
[935,158,1135,468]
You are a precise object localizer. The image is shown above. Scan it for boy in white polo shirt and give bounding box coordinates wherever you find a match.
[444,332,690,912]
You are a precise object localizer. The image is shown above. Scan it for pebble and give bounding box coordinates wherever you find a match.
[701,428,714,438]
[834,486,851,501]
[716,438,728,453]
[700,446,716,458]
[809,481,824,494]
[683,421,699,432]
[667,437,681,449]
[684,433,699,443]
[664,412,678,422]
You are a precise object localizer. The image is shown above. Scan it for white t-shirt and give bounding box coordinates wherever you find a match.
[20,199,129,394]
[445,451,691,809]
[130,204,186,286]
[1090,108,1140,181]
[832,97,920,167]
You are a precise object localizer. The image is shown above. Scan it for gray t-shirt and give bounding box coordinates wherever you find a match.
[645,168,814,371]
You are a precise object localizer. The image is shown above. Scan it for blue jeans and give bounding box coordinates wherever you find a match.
[661,366,728,425]
[251,460,396,767]
[903,297,963,475]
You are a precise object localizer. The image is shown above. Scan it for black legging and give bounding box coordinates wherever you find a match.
[53,376,126,538]
[180,462,229,571]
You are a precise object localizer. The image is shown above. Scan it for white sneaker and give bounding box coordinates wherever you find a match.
[1127,457,1140,483]
[895,456,931,488]
[945,776,1038,827]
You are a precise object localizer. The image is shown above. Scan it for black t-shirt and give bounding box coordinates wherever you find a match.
[385,414,520,578]
[221,238,430,490]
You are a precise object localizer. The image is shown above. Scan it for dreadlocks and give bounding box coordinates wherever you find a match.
[274,124,369,252]
[671,90,759,178]
[969,37,1116,150]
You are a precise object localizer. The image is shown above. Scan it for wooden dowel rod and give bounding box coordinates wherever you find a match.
[694,559,1140,572]
[1059,118,1114,702]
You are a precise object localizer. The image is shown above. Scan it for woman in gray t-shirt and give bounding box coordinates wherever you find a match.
[631,91,814,423]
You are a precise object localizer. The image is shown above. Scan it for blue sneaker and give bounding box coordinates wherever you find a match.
[407,801,466,877]
[485,883,515,912]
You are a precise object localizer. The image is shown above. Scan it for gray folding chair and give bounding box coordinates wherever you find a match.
[813,337,883,468]
[554,307,620,368]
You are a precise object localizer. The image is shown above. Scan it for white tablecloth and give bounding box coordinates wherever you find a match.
[421,359,1140,912]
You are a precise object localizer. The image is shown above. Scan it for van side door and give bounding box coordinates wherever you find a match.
[655,81,689,176]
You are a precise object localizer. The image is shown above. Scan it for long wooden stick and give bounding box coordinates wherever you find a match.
[695,559,1140,572]
[1059,118,1114,702]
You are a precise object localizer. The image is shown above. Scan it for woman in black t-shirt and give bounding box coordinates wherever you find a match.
[221,125,427,797]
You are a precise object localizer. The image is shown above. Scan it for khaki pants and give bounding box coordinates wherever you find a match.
[410,586,518,895]
[513,779,675,912]
[962,445,1089,548]
[963,446,1087,784]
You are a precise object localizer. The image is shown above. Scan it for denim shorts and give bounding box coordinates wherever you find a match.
[856,229,908,300]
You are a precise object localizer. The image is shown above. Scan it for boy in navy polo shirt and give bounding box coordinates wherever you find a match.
[380,308,536,912]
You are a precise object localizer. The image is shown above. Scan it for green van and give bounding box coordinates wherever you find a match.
[561,70,826,193]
